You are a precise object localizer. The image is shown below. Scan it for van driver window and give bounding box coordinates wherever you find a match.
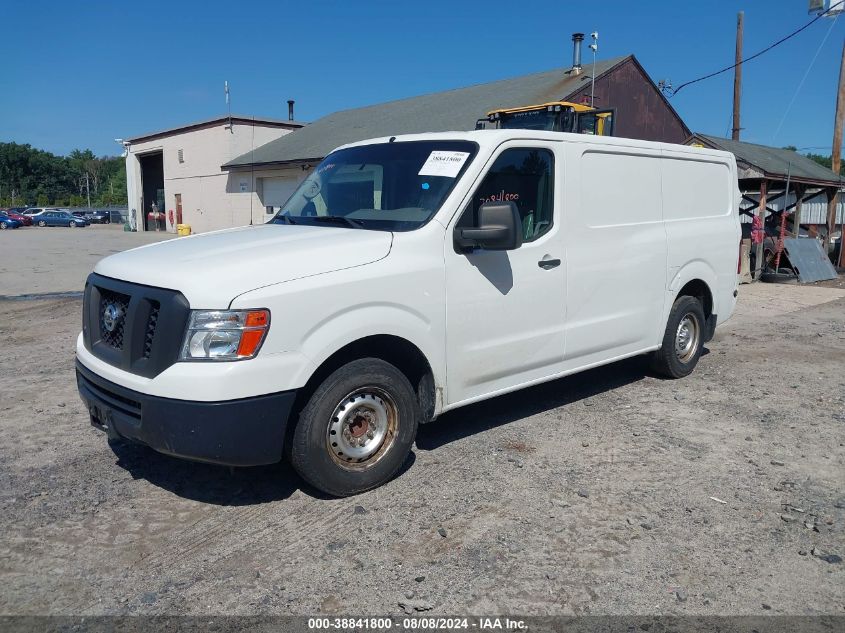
[460,148,555,242]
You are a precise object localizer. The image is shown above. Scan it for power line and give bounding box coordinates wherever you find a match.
[670,1,844,97]
[771,13,840,143]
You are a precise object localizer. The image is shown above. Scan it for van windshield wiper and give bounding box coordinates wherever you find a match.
[273,214,297,225]
[311,215,364,228]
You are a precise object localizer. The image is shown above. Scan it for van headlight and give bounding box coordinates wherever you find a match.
[179,309,270,361]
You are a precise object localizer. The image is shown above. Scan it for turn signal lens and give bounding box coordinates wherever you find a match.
[179,309,270,361]
[245,310,269,328]
[237,329,265,357]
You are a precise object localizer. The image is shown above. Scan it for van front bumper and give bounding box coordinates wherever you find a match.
[76,360,296,466]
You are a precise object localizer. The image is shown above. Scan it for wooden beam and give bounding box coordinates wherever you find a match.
[825,188,838,252]
[741,189,787,216]
[792,184,805,238]
[755,180,767,279]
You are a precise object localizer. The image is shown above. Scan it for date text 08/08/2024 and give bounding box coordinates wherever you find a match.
[307,617,528,630]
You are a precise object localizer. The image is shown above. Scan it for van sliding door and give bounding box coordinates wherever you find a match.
[561,146,667,364]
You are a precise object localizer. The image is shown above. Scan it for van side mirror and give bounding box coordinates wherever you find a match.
[455,201,522,252]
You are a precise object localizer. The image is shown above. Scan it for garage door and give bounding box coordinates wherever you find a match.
[261,176,301,216]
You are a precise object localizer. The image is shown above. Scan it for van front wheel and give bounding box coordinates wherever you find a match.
[289,358,420,497]
[651,295,705,379]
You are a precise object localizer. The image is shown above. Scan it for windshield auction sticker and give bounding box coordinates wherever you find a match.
[418,151,470,178]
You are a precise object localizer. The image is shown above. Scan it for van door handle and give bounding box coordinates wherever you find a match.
[538,257,561,270]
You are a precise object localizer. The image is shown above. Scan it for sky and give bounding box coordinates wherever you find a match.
[2,0,844,157]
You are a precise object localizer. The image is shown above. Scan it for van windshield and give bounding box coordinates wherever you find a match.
[271,140,477,231]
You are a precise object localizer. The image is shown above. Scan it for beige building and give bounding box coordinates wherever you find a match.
[124,115,304,233]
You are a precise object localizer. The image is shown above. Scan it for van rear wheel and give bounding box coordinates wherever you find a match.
[651,295,705,379]
[289,358,420,497]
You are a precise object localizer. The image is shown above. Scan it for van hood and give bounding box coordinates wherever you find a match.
[94,224,393,307]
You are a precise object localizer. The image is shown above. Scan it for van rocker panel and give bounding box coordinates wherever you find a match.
[76,360,295,466]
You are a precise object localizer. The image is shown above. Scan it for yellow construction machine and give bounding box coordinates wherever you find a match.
[479,100,615,136]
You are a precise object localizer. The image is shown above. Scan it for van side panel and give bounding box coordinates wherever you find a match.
[660,150,740,326]
[562,146,668,362]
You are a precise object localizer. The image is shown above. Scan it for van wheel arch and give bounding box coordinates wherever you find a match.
[291,335,437,434]
[676,279,713,321]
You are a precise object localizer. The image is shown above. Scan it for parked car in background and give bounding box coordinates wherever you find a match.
[72,209,111,224]
[34,210,90,227]
[23,207,60,220]
[2,209,32,226]
[86,209,111,224]
[0,212,23,229]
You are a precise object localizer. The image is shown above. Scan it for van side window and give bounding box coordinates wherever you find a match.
[460,148,555,242]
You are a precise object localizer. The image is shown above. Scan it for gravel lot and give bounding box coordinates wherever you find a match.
[0,224,172,298]
[0,229,843,617]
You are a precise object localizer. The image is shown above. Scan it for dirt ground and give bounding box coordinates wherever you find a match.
[0,224,172,298]
[0,266,843,616]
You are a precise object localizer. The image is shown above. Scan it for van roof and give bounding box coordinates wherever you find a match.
[337,130,735,161]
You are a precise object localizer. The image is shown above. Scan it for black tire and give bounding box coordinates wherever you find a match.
[69,220,77,228]
[38,220,46,227]
[651,295,706,379]
[760,270,798,284]
[0,221,7,230]
[289,358,420,497]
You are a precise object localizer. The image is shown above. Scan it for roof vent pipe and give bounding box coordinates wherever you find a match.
[571,33,584,74]
[287,100,295,121]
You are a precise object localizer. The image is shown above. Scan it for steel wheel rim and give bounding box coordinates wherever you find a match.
[674,313,700,363]
[326,387,398,471]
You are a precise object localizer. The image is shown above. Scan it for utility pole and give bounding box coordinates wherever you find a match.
[84,172,91,209]
[589,32,599,107]
[828,38,845,260]
[732,11,744,140]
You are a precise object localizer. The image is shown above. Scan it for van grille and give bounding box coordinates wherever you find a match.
[143,303,160,359]
[82,274,190,378]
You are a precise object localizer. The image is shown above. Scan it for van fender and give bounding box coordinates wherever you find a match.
[661,260,717,334]
[289,302,444,402]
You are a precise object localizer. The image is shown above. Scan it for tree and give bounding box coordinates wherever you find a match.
[97,164,126,206]
[0,142,125,206]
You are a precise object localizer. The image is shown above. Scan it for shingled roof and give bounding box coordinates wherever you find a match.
[223,56,630,169]
[127,114,304,144]
[690,134,842,187]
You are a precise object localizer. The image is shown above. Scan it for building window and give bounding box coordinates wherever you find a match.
[177,149,184,163]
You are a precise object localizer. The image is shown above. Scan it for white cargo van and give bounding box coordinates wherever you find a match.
[76,130,740,496]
